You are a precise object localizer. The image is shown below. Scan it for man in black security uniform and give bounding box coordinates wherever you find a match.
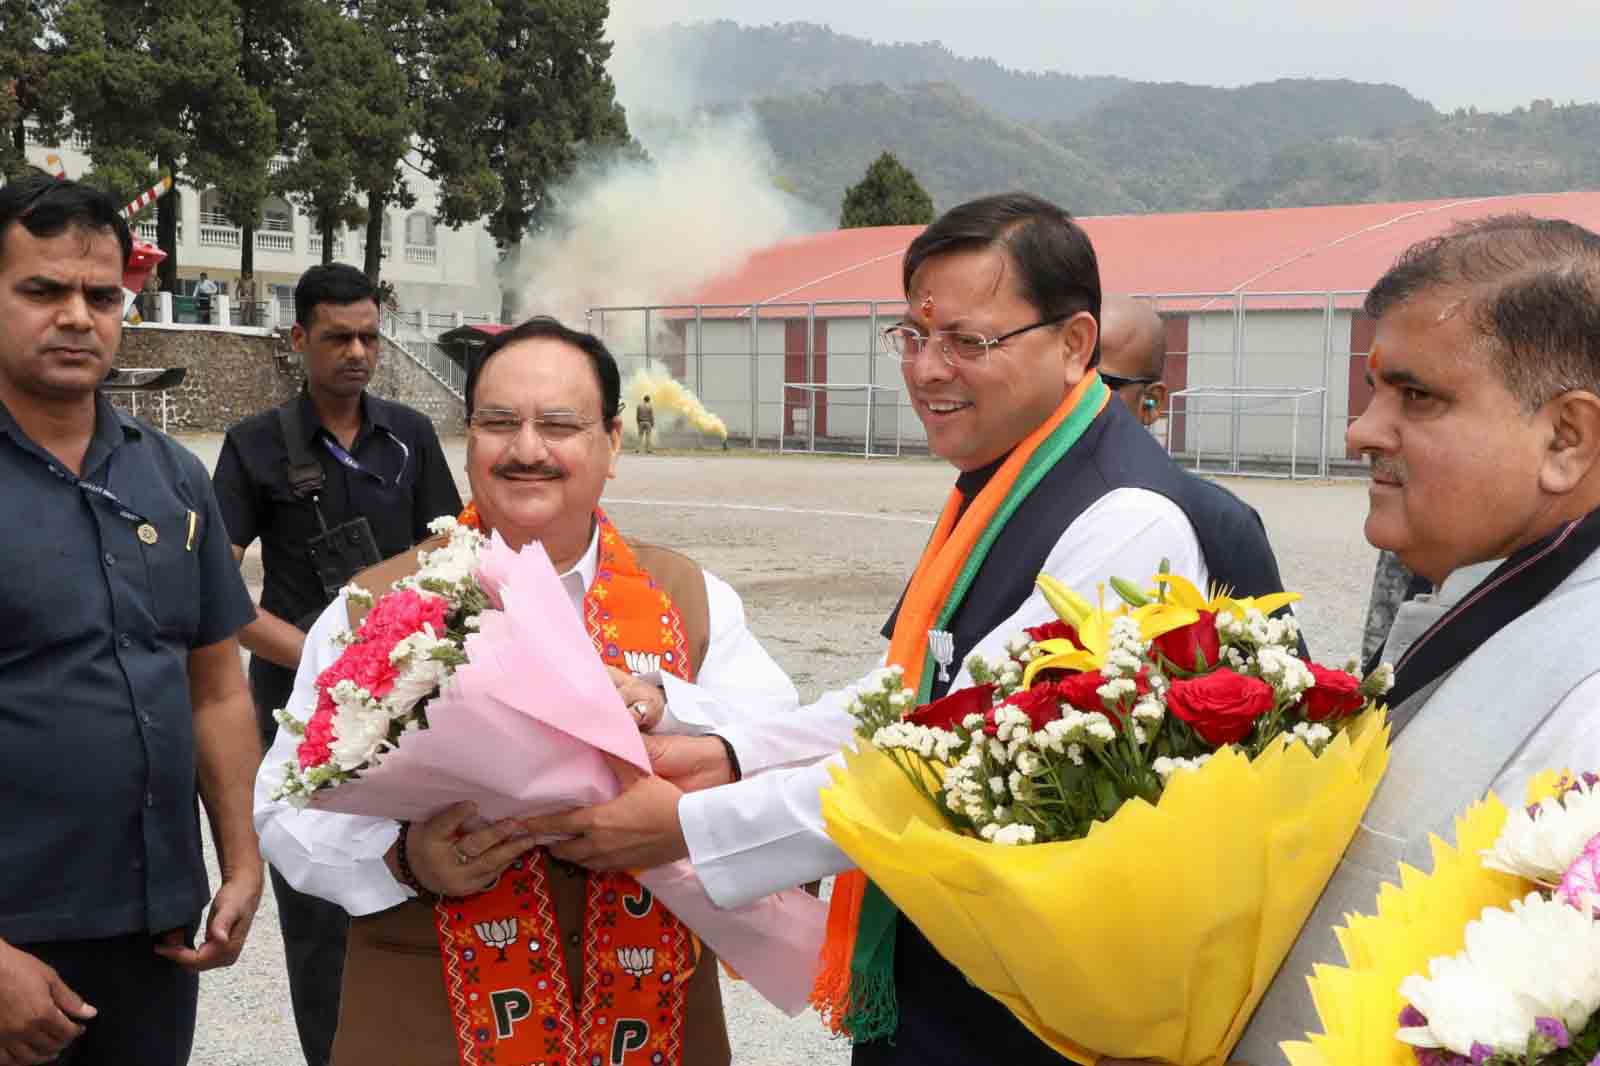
[211,263,460,1066]
[0,176,262,1064]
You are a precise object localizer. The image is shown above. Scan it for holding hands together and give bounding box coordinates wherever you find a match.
[392,802,534,897]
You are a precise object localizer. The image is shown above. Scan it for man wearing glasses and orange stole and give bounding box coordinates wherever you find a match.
[253,316,798,1066]
[526,193,1292,1064]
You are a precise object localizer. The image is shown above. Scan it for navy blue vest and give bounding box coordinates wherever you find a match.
[859,400,1291,1066]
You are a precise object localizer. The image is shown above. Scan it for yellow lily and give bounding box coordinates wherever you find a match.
[1022,575,1119,686]
[1131,572,1300,640]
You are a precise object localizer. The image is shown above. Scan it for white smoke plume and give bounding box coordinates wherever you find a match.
[508,2,824,357]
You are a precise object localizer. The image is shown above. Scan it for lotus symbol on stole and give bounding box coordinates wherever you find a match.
[474,918,519,962]
[616,946,656,990]
[624,651,662,675]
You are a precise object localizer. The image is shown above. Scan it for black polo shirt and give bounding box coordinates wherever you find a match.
[0,395,256,945]
[212,390,460,630]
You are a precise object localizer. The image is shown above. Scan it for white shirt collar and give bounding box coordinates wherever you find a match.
[556,518,601,613]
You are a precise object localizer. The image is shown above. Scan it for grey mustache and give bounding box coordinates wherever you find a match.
[492,463,562,479]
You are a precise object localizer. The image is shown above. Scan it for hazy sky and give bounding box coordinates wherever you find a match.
[610,0,1598,113]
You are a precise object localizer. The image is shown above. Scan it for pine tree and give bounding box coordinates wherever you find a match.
[1,0,64,176]
[839,151,935,228]
[52,0,274,288]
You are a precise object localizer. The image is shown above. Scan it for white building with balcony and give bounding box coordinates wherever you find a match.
[25,128,504,322]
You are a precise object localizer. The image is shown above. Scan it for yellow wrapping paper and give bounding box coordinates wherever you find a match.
[820,707,1391,1066]
[1281,772,1568,1066]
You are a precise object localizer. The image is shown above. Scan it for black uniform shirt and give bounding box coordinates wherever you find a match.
[0,395,255,944]
[211,390,461,630]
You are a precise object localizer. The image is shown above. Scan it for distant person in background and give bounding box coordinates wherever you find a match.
[1097,294,1168,427]
[194,272,218,324]
[1099,295,1297,636]
[637,392,655,453]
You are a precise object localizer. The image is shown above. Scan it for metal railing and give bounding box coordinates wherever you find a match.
[584,291,1374,473]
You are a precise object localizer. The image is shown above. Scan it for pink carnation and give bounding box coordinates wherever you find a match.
[358,589,449,646]
[297,692,338,770]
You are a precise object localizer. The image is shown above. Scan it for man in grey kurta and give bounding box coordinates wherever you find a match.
[1231,216,1600,1063]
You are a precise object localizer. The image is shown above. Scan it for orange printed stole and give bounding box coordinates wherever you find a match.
[436,507,697,1066]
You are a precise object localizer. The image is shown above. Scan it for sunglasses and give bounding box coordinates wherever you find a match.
[1099,371,1161,391]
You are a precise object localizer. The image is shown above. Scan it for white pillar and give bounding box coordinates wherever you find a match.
[213,294,230,326]
[453,310,464,328]
[263,297,280,331]
[158,292,173,324]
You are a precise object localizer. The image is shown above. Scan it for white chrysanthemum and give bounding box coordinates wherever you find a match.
[1396,892,1600,1057]
[1484,782,1600,885]
[328,692,392,771]
[988,776,1006,795]
[1085,716,1117,744]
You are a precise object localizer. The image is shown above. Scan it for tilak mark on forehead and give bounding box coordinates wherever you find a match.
[1368,343,1382,374]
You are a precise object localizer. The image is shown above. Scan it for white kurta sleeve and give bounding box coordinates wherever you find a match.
[680,487,1207,910]
[252,593,413,916]
[654,570,805,760]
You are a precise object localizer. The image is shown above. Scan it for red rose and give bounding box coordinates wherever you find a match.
[908,683,997,732]
[999,684,1064,731]
[1301,662,1365,722]
[1151,612,1222,673]
[1025,619,1078,645]
[1053,669,1152,729]
[1053,671,1107,711]
[1166,668,1275,746]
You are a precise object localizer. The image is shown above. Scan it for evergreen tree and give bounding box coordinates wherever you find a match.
[1,0,64,175]
[839,151,934,228]
[52,0,274,289]
[233,0,303,292]
[459,0,632,249]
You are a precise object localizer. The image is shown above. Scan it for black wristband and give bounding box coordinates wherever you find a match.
[395,821,430,897]
[710,733,743,783]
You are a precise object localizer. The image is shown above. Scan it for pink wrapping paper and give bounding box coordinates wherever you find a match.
[307,531,824,1013]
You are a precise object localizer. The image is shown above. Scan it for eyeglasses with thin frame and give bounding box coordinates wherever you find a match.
[467,408,602,443]
[880,314,1070,367]
[1099,370,1162,391]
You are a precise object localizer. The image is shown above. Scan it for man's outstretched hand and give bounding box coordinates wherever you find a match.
[524,755,691,872]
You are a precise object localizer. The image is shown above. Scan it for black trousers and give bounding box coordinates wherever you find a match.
[253,659,350,1066]
[25,933,198,1066]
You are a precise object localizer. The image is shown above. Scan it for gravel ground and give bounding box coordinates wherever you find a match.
[181,435,1379,1065]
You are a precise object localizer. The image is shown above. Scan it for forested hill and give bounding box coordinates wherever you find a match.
[633,20,1595,218]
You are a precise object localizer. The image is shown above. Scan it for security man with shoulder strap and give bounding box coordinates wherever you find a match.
[210,264,460,1066]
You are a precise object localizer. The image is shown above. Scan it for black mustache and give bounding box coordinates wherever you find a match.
[492,462,563,479]
[1366,453,1407,483]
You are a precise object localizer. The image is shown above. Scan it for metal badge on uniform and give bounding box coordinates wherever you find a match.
[137,522,159,545]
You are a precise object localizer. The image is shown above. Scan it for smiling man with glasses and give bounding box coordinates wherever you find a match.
[519,193,1292,1066]
[252,315,798,1066]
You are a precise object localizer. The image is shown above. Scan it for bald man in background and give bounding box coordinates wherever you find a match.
[1099,296,1300,641]
[1099,295,1170,427]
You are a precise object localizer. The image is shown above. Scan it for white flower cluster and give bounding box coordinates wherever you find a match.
[1484,779,1600,886]
[1255,646,1315,700]
[1151,754,1213,781]
[1281,721,1333,753]
[872,721,963,763]
[1215,606,1299,650]
[843,665,915,733]
[1397,891,1600,1058]
[406,516,487,593]
[1100,616,1147,680]
[966,650,1025,697]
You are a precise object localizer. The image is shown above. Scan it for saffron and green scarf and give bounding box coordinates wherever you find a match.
[811,370,1112,1042]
